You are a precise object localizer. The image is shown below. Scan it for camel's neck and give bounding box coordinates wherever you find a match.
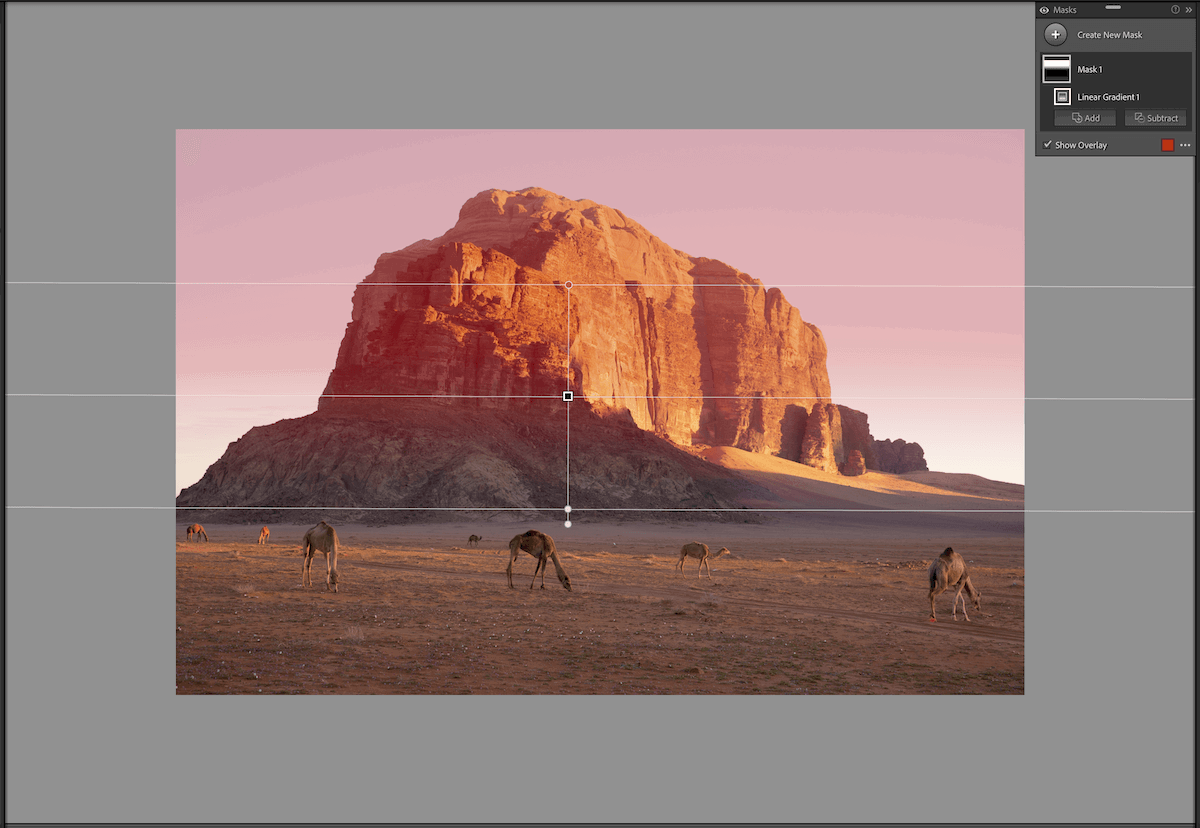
[549,550,569,579]
[962,576,979,599]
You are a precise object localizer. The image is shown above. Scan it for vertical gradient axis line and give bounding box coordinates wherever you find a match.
[565,284,571,517]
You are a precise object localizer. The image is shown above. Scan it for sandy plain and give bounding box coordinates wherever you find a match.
[177,458,1024,695]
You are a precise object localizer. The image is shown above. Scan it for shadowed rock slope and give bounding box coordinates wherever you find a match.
[176,400,779,524]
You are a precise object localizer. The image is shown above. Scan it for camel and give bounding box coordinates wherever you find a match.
[468,534,482,547]
[676,542,729,578]
[507,530,572,591]
[186,523,208,542]
[301,520,340,593]
[257,526,270,545]
[928,547,981,622]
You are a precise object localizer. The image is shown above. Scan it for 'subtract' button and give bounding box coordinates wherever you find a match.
[1125,110,1188,127]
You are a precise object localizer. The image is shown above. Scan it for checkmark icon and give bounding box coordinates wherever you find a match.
[1042,139,1053,148]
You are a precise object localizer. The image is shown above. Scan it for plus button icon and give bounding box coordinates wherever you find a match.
[1044,23,1068,45]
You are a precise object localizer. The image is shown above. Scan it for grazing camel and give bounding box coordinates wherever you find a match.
[186,523,208,542]
[257,526,270,545]
[301,520,340,593]
[928,547,981,622]
[468,534,482,548]
[676,542,729,578]
[507,530,572,591]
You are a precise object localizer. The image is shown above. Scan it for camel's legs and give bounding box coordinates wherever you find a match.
[302,553,312,588]
[324,551,338,593]
[507,548,521,589]
[530,554,546,589]
[952,583,969,620]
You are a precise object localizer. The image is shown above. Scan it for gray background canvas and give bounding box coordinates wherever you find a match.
[4,3,1194,824]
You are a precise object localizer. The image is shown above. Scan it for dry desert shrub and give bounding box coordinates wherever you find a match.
[233,583,255,594]
[341,626,366,642]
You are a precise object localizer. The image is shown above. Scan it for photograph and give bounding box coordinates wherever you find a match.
[175,129,1025,695]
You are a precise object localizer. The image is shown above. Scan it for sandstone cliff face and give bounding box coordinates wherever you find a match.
[322,187,831,456]
[836,405,878,470]
[799,401,844,474]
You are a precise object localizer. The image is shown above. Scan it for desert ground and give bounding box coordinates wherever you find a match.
[177,465,1024,694]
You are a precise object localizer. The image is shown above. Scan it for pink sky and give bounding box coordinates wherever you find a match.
[176,130,1024,496]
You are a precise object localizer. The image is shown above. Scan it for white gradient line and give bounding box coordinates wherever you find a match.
[7,506,1191,514]
[9,282,1194,289]
[8,394,1193,401]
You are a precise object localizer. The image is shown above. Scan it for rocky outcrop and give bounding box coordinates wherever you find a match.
[799,402,844,474]
[873,438,928,473]
[837,405,877,470]
[840,450,867,476]
[180,187,936,516]
[321,187,831,456]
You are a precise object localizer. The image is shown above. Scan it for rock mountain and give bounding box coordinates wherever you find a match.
[177,187,924,520]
